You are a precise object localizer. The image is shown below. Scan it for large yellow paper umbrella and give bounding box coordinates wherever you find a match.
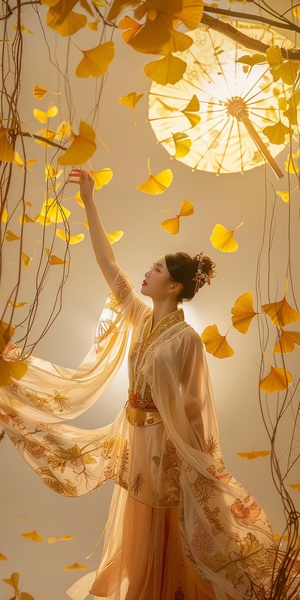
[148,22,295,177]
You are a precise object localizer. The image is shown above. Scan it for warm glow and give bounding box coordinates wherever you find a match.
[148,22,295,175]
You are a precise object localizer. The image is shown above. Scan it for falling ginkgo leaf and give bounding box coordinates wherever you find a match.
[262,296,300,328]
[210,222,244,253]
[90,168,113,189]
[45,164,63,181]
[263,121,293,145]
[237,450,270,460]
[56,230,85,244]
[288,483,300,492]
[160,200,194,235]
[58,121,97,166]
[0,552,8,560]
[34,127,57,146]
[172,132,192,159]
[5,230,20,242]
[56,120,72,141]
[118,91,144,110]
[33,106,58,123]
[75,41,115,78]
[1,209,8,222]
[144,54,187,85]
[63,562,90,570]
[48,535,73,543]
[45,3,87,37]
[39,199,71,224]
[8,301,28,308]
[45,249,71,266]
[137,160,173,195]
[0,125,22,164]
[12,24,33,34]
[231,292,258,334]
[33,84,61,99]
[259,365,292,393]
[273,330,300,353]
[21,251,33,270]
[107,231,124,244]
[201,325,234,359]
[21,530,44,542]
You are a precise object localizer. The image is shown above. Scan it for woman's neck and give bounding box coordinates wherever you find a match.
[151,300,179,331]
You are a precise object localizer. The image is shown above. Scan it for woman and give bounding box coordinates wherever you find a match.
[0,169,275,600]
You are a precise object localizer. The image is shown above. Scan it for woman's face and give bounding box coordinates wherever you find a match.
[141,256,174,301]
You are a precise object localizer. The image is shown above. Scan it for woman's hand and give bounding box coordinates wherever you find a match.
[68,168,95,205]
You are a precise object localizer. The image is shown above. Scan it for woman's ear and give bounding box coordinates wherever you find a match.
[169,281,183,298]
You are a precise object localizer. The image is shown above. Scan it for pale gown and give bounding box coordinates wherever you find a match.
[0,270,277,600]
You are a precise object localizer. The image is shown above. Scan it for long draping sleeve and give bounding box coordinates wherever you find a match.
[0,270,147,425]
[142,327,276,600]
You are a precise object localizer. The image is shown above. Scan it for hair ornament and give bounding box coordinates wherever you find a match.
[193,252,216,293]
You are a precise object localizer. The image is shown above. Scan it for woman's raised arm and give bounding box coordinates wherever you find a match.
[68,168,120,288]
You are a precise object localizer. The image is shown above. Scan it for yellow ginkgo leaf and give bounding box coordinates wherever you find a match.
[87,18,100,31]
[63,562,90,570]
[90,168,113,189]
[144,54,187,85]
[0,321,15,350]
[273,330,300,353]
[45,249,71,265]
[237,450,270,460]
[58,121,97,166]
[8,301,28,308]
[259,365,292,393]
[210,222,244,253]
[33,84,61,99]
[161,200,194,235]
[48,535,73,543]
[56,230,85,244]
[0,125,20,164]
[40,199,71,224]
[201,324,234,359]
[33,106,58,123]
[182,95,200,128]
[107,231,124,244]
[75,41,115,78]
[172,132,192,159]
[45,4,87,37]
[21,251,33,270]
[288,483,300,492]
[119,13,192,56]
[0,552,7,560]
[56,120,72,140]
[5,230,20,242]
[266,45,300,85]
[45,164,63,181]
[137,160,173,195]
[21,530,44,542]
[118,91,144,110]
[1,208,8,223]
[12,24,33,34]
[231,292,258,334]
[283,89,300,125]
[263,121,293,145]
[0,356,26,387]
[236,54,266,67]
[3,572,19,590]
[262,296,300,328]
[35,128,57,146]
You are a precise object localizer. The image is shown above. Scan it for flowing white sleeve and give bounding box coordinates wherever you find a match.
[0,269,147,424]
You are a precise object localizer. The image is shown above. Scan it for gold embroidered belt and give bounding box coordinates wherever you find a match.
[126,404,162,427]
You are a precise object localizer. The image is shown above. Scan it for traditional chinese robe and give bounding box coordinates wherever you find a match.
[0,271,276,600]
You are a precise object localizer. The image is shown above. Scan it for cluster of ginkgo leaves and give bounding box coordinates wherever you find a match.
[201,286,300,394]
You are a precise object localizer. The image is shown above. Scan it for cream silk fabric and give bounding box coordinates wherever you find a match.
[0,271,277,600]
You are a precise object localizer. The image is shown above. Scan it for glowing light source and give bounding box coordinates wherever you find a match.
[148,22,295,177]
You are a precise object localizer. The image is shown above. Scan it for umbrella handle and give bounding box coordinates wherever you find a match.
[240,115,284,179]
